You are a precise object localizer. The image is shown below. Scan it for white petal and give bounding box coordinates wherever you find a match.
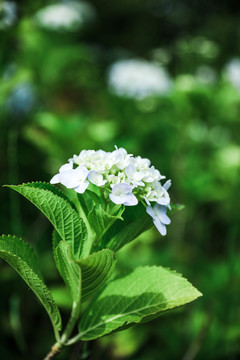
[146,205,155,218]
[59,170,80,188]
[75,165,89,180]
[59,163,73,172]
[50,174,60,184]
[144,197,151,206]
[88,170,106,186]
[109,193,124,205]
[156,197,170,206]
[112,183,132,195]
[123,193,138,206]
[163,179,171,191]
[74,181,89,194]
[154,204,171,225]
[153,218,167,236]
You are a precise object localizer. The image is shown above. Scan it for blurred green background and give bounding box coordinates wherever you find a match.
[1,0,240,359]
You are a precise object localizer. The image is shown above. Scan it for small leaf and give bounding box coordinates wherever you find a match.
[54,240,81,306]
[88,204,123,239]
[7,183,89,259]
[100,204,153,252]
[170,203,185,214]
[78,266,202,340]
[75,249,116,303]
[0,235,62,338]
[77,188,102,217]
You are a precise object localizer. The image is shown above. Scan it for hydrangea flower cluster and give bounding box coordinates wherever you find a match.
[225,58,240,92]
[108,59,172,100]
[0,1,17,30]
[35,1,96,32]
[50,147,171,235]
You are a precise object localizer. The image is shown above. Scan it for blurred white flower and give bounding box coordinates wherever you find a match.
[195,66,217,84]
[51,147,171,235]
[0,1,17,30]
[35,1,96,32]
[6,82,36,118]
[225,58,240,91]
[108,59,172,99]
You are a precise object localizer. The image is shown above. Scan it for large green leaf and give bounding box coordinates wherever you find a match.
[54,240,81,305]
[0,235,62,338]
[88,204,123,240]
[76,249,116,303]
[78,266,202,340]
[20,181,77,210]
[7,183,89,259]
[100,204,153,252]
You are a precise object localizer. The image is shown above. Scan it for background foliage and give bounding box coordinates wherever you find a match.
[1,0,240,359]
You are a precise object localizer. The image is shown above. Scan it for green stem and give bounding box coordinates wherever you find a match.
[100,188,108,210]
[44,301,81,360]
[43,343,62,360]
[60,301,80,344]
[8,127,22,235]
[65,332,82,346]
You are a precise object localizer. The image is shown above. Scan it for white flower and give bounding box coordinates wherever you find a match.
[142,166,164,183]
[130,156,151,169]
[35,1,96,32]
[0,1,17,30]
[88,170,106,186]
[50,147,172,232]
[72,149,116,174]
[106,173,126,186]
[195,65,216,85]
[108,59,172,100]
[145,181,170,206]
[111,147,132,170]
[225,58,240,91]
[50,163,89,193]
[50,163,73,184]
[109,183,138,206]
[146,204,171,236]
[125,164,144,187]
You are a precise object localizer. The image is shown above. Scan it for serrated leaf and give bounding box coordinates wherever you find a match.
[54,240,81,306]
[7,183,89,259]
[78,266,202,340]
[88,204,123,239]
[0,235,62,338]
[100,205,153,252]
[21,181,77,210]
[75,249,116,303]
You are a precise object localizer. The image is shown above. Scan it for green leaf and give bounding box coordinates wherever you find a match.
[76,249,116,303]
[88,204,123,239]
[0,235,62,338]
[170,203,185,214]
[77,187,103,216]
[54,240,81,306]
[20,181,77,210]
[7,183,89,259]
[78,266,202,340]
[100,205,153,252]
